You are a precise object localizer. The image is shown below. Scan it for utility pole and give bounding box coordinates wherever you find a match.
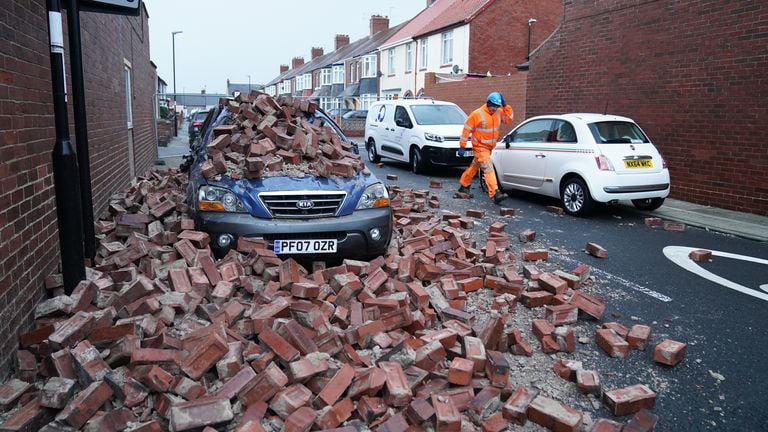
[172,30,182,136]
[527,18,537,61]
[47,0,85,293]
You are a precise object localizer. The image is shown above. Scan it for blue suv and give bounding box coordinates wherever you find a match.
[186,98,392,260]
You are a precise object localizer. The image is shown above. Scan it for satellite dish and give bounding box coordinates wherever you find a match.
[452,65,460,74]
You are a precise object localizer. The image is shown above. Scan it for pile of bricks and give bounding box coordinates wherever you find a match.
[0,170,683,432]
[200,91,365,180]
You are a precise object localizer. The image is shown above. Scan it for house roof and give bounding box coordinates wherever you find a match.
[382,0,492,47]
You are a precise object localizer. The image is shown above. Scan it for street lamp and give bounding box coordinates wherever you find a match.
[527,18,537,61]
[172,30,182,136]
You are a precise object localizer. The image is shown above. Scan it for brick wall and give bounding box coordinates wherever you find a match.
[468,0,563,76]
[0,1,155,377]
[527,0,768,215]
[424,73,528,137]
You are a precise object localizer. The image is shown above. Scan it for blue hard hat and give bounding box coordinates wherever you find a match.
[487,92,503,106]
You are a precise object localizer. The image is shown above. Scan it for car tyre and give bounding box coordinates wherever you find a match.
[632,197,665,211]
[367,139,381,163]
[560,177,594,216]
[411,147,425,174]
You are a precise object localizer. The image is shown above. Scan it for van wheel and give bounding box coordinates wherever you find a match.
[560,177,594,216]
[411,148,425,174]
[367,139,381,163]
[632,197,665,211]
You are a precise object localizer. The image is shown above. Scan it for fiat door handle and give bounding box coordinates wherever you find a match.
[535,153,546,158]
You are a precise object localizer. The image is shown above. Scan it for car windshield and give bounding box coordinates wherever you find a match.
[588,121,649,144]
[410,104,467,125]
[193,111,208,122]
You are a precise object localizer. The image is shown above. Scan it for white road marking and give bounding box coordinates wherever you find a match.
[556,254,673,302]
[663,246,768,302]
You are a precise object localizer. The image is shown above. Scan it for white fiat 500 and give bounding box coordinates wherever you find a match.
[491,113,670,216]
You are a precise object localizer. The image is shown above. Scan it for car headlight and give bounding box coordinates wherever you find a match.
[424,132,444,142]
[356,183,390,210]
[198,185,246,212]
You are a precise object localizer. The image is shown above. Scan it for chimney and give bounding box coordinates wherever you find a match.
[280,64,289,74]
[370,15,389,36]
[291,56,304,69]
[311,47,324,60]
[335,34,350,50]
[427,0,438,6]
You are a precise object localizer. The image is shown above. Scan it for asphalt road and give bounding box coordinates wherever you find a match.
[368,158,768,432]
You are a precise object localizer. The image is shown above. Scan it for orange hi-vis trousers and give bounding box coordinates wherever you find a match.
[459,147,498,198]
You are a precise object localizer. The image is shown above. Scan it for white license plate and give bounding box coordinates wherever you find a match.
[457,150,474,157]
[274,239,337,254]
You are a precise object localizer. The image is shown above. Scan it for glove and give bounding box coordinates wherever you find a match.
[500,96,506,107]
[457,148,465,157]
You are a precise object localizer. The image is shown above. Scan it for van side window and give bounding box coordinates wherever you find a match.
[510,119,553,143]
[394,106,412,128]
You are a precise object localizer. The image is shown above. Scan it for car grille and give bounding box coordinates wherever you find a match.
[443,136,461,141]
[259,191,346,219]
[262,232,347,241]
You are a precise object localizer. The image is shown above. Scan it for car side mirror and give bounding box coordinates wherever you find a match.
[395,118,409,128]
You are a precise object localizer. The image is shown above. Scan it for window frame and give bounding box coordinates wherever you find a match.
[441,30,454,65]
[321,68,332,86]
[419,38,428,69]
[405,43,413,73]
[332,65,344,84]
[387,49,395,75]
[362,55,377,78]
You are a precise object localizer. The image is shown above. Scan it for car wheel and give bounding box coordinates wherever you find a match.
[632,197,665,211]
[560,178,594,216]
[411,147,425,174]
[367,139,381,163]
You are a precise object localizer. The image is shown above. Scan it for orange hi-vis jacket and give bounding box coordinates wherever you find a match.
[459,104,514,151]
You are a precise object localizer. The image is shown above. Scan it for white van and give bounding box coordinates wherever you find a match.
[364,98,470,173]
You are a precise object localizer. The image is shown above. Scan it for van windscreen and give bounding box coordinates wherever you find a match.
[411,105,467,125]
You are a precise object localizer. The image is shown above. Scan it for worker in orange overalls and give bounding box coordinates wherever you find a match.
[457,92,513,204]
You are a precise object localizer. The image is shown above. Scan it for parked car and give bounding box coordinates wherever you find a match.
[327,108,351,119]
[365,98,469,174]
[187,110,210,144]
[186,101,393,260]
[342,109,368,119]
[491,113,670,216]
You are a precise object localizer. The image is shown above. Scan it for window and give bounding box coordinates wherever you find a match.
[410,104,467,125]
[360,94,377,109]
[588,121,650,144]
[388,49,395,75]
[332,65,344,84]
[552,120,577,143]
[304,73,312,90]
[394,106,412,128]
[320,97,333,111]
[405,43,413,72]
[362,55,377,78]
[419,39,428,69]
[321,68,331,86]
[510,120,553,143]
[441,30,454,64]
[124,63,132,128]
[350,62,357,82]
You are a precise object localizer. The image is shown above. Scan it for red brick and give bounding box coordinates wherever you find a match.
[576,369,601,394]
[653,339,687,366]
[0,379,32,411]
[522,249,549,261]
[377,412,409,432]
[596,329,629,358]
[553,359,583,381]
[48,311,94,348]
[532,319,554,341]
[485,350,510,387]
[259,328,300,363]
[482,411,508,432]
[627,324,652,351]
[624,408,659,432]
[283,406,317,432]
[602,322,629,339]
[414,340,447,371]
[520,291,553,308]
[173,375,208,401]
[589,418,624,432]
[239,362,289,405]
[447,357,474,386]
[539,272,568,295]
[347,367,387,399]
[463,336,487,372]
[130,420,165,432]
[181,332,229,380]
[168,397,234,431]
[688,249,712,262]
[357,395,388,423]
[133,364,174,393]
[86,408,136,431]
[0,399,55,431]
[71,340,112,383]
[499,207,516,216]
[569,291,605,320]
[544,304,578,325]
[527,395,582,432]
[585,242,608,258]
[663,221,686,232]
[603,384,657,416]
[55,380,113,429]
[40,377,77,409]
[432,393,461,432]
[553,326,576,353]
[380,361,413,407]
[270,384,313,419]
[314,364,355,408]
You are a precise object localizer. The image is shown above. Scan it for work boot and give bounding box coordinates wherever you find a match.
[493,191,507,204]
[458,185,473,198]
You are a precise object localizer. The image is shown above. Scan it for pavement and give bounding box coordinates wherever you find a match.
[154,123,768,243]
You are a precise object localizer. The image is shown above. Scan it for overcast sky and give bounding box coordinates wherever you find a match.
[144,0,427,95]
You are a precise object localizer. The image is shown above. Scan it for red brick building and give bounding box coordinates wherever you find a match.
[0,1,156,374]
[527,0,768,215]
